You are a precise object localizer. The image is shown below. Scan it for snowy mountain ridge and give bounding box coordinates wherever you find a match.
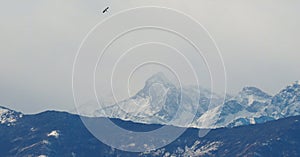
[92,73,225,127]
[206,80,300,128]
[78,74,300,129]
[0,105,23,126]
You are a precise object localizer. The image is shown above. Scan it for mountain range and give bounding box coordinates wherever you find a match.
[1,106,300,156]
[81,73,300,129]
[1,73,300,156]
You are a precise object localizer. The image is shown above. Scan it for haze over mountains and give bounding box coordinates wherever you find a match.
[77,73,300,129]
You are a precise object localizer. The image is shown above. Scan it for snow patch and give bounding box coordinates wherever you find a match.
[0,108,9,115]
[0,107,20,125]
[248,95,254,105]
[47,130,60,138]
[30,127,37,132]
[195,106,221,128]
[183,141,222,156]
[128,143,136,147]
[249,117,256,124]
[42,140,50,145]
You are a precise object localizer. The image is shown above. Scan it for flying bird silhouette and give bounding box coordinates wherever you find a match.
[102,7,109,13]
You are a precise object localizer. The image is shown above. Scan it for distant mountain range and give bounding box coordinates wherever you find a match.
[81,73,300,129]
[1,74,300,156]
[1,106,300,156]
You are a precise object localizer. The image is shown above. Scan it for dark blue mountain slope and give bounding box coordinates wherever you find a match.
[0,110,300,157]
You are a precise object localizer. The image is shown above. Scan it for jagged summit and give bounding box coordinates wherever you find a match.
[285,80,300,88]
[276,80,300,97]
[271,80,300,113]
[291,80,300,87]
[144,72,174,88]
[240,86,272,98]
[136,72,177,98]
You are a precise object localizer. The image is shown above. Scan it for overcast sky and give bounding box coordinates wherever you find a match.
[1,0,300,113]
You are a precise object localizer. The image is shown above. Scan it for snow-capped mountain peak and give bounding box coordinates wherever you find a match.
[134,72,176,99]
[272,81,300,105]
[235,86,272,107]
[0,106,23,126]
[92,75,300,129]
[144,72,175,88]
[94,73,223,126]
[271,81,300,117]
[240,86,272,99]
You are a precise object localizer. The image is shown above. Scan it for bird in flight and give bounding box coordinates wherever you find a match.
[102,7,109,14]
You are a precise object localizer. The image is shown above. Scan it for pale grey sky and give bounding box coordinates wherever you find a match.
[0,0,300,113]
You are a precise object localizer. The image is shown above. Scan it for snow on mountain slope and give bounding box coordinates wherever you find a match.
[93,73,224,127]
[47,130,60,138]
[0,106,23,126]
[89,74,300,129]
[216,86,273,127]
[195,81,300,128]
[271,80,300,117]
[141,140,223,157]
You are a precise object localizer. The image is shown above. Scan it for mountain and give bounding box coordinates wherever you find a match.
[195,81,300,128]
[196,86,274,128]
[93,72,224,127]
[1,106,300,156]
[271,80,300,117]
[90,73,300,129]
[0,106,23,126]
